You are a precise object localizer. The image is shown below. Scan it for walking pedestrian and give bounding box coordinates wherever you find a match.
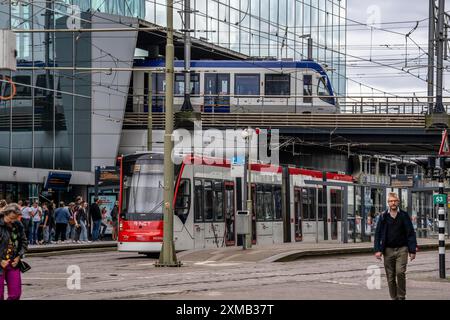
[47,201,56,243]
[100,207,108,240]
[66,202,76,242]
[30,201,42,245]
[41,203,50,245]
[54,202,70,243]
[111,201,119,241]
[20,201,32,242]
[90,198,102,241]
[374,192,417,300]
[0,203,28,300]
[74,201,88,243]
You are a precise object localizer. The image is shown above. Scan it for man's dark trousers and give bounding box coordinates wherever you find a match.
[383,246,409,300]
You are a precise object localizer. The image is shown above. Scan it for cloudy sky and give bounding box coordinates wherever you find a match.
[347,0,449,96]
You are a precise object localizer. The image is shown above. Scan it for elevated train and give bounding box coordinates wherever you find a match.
[118,152,353,253]
[132,59,337,114]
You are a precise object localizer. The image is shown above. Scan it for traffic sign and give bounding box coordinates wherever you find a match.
[433,194,447,205]
[438,129,450,156]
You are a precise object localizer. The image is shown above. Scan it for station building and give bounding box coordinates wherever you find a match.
[0,0,347,202]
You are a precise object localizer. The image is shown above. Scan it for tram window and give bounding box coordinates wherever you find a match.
[194,179,203,222]
[303,75,312,103]
[214,181,224,221]
[204,180,214,221]
[274,186,282,221]
[256,184,265,221]
[264,186,274,220]
[224,183,234,220]
[174,73,200,96]
[175,179,191,224]
[331,189,343,220]
[265,74,290,96]
[235,74,260,96]
[301,188,317,221]
[318,188,326,220]
[317,77,329,96]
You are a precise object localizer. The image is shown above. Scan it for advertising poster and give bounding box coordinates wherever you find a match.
[90,194,117,235]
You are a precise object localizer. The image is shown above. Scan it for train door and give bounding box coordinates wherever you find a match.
[293,187,303,241]
[204,73,230,112]
[193,179,205,248]
[224,181,235,246]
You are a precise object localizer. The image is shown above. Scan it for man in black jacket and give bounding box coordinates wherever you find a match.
[90,198,102,241]
[374,192,417,300]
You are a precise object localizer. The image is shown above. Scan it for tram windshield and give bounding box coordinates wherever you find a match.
[122,162,164,221]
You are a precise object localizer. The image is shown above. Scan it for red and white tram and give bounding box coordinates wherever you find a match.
[118,152,354,253]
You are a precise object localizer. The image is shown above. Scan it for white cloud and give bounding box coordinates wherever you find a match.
[347,0,449,96]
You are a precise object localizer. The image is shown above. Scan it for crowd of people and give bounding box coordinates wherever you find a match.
[0,197,119,245]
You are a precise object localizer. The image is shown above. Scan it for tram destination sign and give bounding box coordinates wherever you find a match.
[433,194,447,205]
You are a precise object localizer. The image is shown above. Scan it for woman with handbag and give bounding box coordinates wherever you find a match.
[0,203,28,300]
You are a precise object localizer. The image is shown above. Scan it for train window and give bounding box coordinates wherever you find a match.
[205,73,230,95]
[194,179,203,222]
[175,179,191,224]
[273,186,282,221]
[264,74,290,96]
[152,73,166,93]
[317,77,333,104]
[214,181,224,221]
[317,77,329,96]
[234,74,260,96]
[303,75,312,103]
[174,73,200,96]
[204,180,214,221]
[12,75,31,97]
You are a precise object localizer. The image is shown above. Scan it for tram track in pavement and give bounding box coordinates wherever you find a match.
[22,251,449,299]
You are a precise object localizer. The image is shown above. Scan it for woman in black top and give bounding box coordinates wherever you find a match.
[0,203,28,300]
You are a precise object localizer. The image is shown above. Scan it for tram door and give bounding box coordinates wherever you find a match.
[329,188,343,241]
[293,188,303,241]
[224,182,235,246]
[204,73,230,112]
[193,179,205,248]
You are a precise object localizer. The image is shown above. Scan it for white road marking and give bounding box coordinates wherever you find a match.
[194,260,241,267]
[320,280,360,286]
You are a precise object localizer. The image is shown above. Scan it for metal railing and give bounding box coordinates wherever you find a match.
[122,112,426,130]
[127,94,450,114]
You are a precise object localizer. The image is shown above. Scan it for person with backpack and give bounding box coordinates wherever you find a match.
[374,192,417,300]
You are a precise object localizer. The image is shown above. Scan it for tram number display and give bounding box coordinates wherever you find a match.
[433,194,447,205]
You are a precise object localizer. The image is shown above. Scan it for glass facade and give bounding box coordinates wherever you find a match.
[0,1,144,172]
[146,0,347,95]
